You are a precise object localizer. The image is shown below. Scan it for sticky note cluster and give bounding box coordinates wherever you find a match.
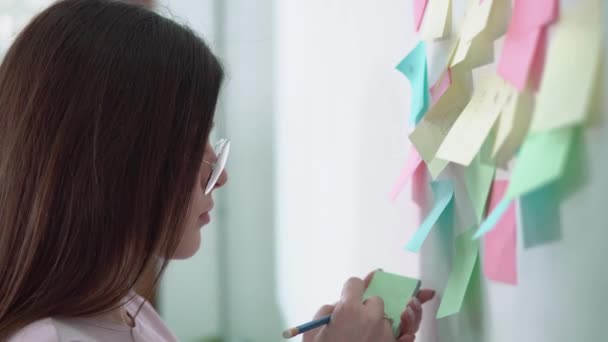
[389,0,602,321]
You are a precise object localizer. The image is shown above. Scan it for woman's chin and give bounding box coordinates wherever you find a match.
[171,229,202,259]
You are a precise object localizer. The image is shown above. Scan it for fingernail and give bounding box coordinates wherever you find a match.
[407,307,415,323]
[403,334,415,342]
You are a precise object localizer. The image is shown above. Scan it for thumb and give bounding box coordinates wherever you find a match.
[302,304,335,341]
[398,334,416,342]
[312,304,335,319]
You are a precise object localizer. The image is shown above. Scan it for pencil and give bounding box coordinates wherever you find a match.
[282,314,331,338]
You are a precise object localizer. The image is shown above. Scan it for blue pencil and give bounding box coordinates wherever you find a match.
[282,314,331,338]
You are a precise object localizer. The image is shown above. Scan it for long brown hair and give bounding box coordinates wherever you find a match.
[0,0,223,337]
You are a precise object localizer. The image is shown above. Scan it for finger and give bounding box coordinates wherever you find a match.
[340,277,365,303]
[363,268,382,288]
[313,304,335,319]
[416,289,436,304]
[407,298,422,332]
[408,297,422,317]
[397,334,416,342]
[409,297,422,311]
[398,309,410,336]
[362,295,385,318]
[413,309,422,333]
[302,305,335,341]
[400,306,416,334]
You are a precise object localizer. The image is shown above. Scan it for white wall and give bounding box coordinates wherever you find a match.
[274,0,421,333]
[276,1,608,342]
[157,1,224,341]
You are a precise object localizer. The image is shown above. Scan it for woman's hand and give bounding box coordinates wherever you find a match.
[303,271,435,342]
[397,289,436,342]
[303,275,394,342]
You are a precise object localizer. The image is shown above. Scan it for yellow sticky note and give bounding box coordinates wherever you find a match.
[588,60,604,125]
[459,0,493,42]
[435,74,514,166]
[450,0,508,68]
[450,36,495,69]
[492,90,533,167]
[449,0,492,67]
[445,38,461,67]
[421,0,452,40]
[530,0,601,133]
[428,158,449,179]
[409,80,470,168]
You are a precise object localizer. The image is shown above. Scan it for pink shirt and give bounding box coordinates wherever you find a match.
[9,293,178,342]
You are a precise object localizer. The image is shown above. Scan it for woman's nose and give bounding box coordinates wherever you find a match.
[214,169,228,189]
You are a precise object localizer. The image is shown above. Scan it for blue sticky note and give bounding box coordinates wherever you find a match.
[473,196,512,239]
[520,183,562,248]
[406,180,454,252]
[396,41,429,124]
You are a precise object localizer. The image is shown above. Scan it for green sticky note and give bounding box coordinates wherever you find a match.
[436,228,479,319]
[363,271,421,336]
[396,41,429,124]
[464,150,496,224]
[506,127,574,199]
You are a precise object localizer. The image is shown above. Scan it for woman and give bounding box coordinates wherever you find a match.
[0,1,433,341]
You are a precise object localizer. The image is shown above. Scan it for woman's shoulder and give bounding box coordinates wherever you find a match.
[8,318,60,342]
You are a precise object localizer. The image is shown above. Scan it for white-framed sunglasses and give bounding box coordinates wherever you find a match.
[202,138,230,195]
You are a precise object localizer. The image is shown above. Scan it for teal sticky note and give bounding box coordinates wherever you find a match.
[520,183,562,248]
[396,41,429,124]
[437,228,479,319]
[464,154,496,224]
[406,181,454,252]
[506,127,574,199]
[363,271,421,336]
[557,127,588,199]
[473,196,512,239]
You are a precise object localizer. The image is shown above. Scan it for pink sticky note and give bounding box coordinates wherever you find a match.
[509,0,559,34]
[483,180,518,285]
[497,28,542,91]
[528,28,548,91]
[414,0,429,32]
[390,145,423,201]
[430,69,452,105]
[411,160,428,207]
